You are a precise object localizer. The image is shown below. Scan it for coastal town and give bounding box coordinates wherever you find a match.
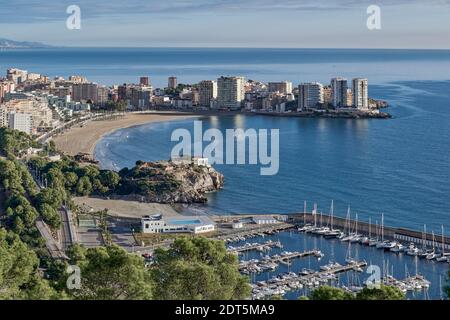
[0,66,447,301]
[0,67,390,139]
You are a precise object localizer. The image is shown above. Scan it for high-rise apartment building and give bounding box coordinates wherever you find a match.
[298,82,324,110]
[198,80,218,108]
[217,76,245,110]
[331,77,348,108]
[168,76,178,89]
[352,78,368,109]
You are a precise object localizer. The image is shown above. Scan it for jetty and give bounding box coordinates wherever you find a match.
[251,260,368,299]
[239,250,323,274]
[228,240,283,254]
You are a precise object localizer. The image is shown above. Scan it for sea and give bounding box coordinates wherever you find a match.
[2,47,450,299]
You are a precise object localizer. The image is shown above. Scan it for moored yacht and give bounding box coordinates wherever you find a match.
[390,243,405,253]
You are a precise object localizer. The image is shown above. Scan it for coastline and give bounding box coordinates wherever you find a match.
[52,112,200,157]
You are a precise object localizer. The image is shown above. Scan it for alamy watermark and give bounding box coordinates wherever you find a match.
[66,265,81,290]
[367,5,381,30]
[171,121,280,176]
[66,5,81,30]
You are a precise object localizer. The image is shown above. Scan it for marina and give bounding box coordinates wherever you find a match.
[238,250,324,274]
[228,214,449,300]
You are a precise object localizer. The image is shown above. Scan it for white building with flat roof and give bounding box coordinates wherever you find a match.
[298,82,324,110]
[8,112,32,134]
[252,216,280,225]
[217,76,245,110]
[142,215,215,234]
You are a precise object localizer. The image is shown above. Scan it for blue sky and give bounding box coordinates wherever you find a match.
[1,0,449,48]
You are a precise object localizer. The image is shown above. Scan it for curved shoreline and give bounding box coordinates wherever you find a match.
[52,112,200,157]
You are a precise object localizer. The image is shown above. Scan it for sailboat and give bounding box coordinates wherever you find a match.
[426,231,438,260]
[376,213,388,249]
[350,213,361,243]
[314,211,330,235]
[418,225,431,259]
[345,242,357,264]
[324,200,343,239]
[341,206,354,242]
[436,225,450,262]
[359,217,370,245]
[369,220,378,246]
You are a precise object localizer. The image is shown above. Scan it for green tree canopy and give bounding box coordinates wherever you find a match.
[355,285,406,300]
[151,237,251,300]
[0,228,58,300]
[310,286,354,300]
[65,244,152,300]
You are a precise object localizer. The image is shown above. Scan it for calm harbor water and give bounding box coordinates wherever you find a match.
[232,230,449,300]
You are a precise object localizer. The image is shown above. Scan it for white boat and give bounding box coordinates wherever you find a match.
[436,253,450,262]
[406,247,420,256]
[383,241,397,251]
[426,252,438,260]
[359,236,369,245]
[390,243,405,253]
[376,240,389,249]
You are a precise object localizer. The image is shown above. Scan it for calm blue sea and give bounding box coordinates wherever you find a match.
[2,48,449,298]
[2,47,450,87]
[95,79,450,235]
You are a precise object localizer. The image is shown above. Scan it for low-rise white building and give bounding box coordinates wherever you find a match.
[142,215,215,234]
[252,216,280,225]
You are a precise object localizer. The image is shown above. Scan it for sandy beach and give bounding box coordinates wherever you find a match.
[52,112,198,157]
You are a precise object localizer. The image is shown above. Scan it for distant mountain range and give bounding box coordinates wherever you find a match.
[0,38,53,49]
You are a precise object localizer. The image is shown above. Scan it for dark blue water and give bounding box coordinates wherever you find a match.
[2,48,450,87]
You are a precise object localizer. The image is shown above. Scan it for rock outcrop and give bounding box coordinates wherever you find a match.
[115,161,224,204]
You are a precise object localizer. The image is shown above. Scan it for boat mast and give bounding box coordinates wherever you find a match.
[441,225,445,255]
[346,206,351,234]
[369,217,372,238]
[330,200,334,229]
[355,213,358,235]
[423,224,427,250]
[381,213,384,242]
[432,230,435,252]
[304,200,307,225]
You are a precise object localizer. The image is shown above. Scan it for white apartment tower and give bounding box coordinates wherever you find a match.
[8,112,32,134]
[198,80,218,108]
[298,82,324,110]
[331,77,348,108]
[352,78,368,110]
[217,76,245,110]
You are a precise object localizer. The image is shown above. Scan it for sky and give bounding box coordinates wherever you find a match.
[0,0,449,48]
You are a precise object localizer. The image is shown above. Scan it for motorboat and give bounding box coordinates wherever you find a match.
[383,241,397,251]
[406,246,420,256]
[376,240,389,249]
[359,236,370,245]
[390,243,405,253]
